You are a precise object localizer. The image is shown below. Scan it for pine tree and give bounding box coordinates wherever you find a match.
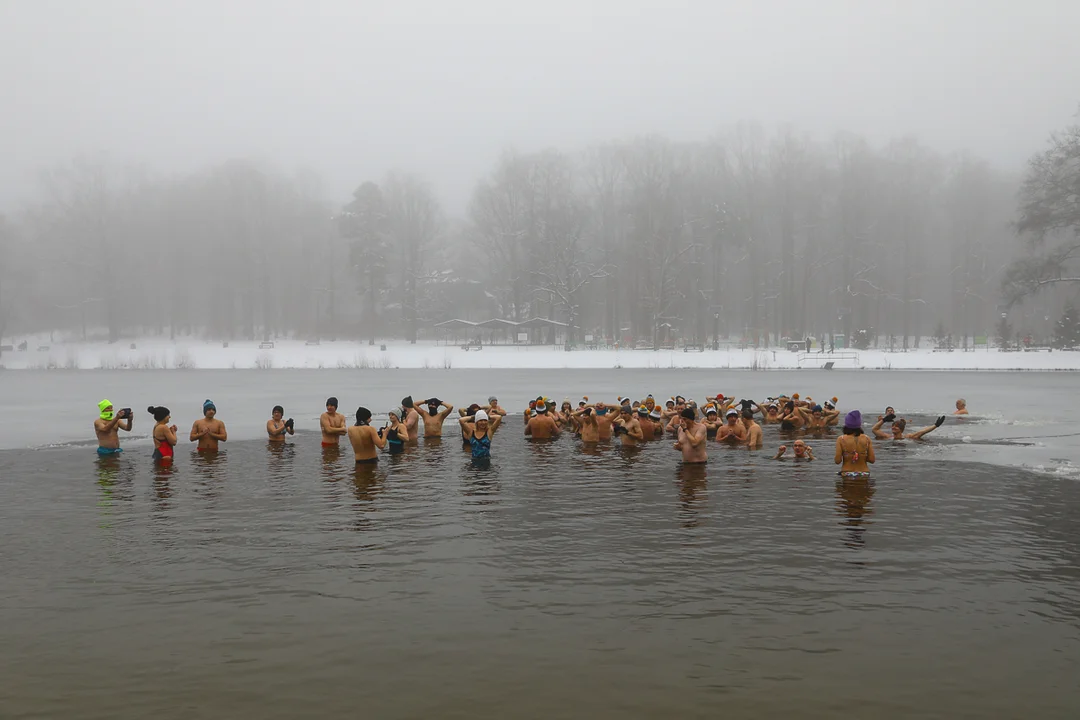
[1053,302,1080,349]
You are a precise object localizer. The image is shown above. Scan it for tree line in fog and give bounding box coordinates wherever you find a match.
[2,118,1080,350]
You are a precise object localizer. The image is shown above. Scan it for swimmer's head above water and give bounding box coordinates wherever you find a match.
[202,399,216,418]
[843,410,862,434]
[355,407,371,426]
[326,397,338,412]
[98,399,114,420]
[473,409,490,429]
[147,406,170,423]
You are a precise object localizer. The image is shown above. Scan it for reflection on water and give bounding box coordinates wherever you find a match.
[189,449,226,502]
[2,430,1080,719]
[676,462,708,529]
[835,476,876,549]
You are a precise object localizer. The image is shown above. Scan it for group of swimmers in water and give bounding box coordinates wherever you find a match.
[93,394,970,476]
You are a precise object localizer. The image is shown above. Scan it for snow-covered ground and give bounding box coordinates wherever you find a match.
[2,337,1079,371]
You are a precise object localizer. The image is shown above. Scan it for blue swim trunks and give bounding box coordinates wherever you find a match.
[96,447,123,456]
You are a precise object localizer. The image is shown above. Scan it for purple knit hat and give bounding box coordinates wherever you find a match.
[843,410,862,430]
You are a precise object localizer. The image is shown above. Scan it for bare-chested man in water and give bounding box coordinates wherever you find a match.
[400,396,421,442]
[716,408,748,444]
[613,405,645,446]
[635,407,656,440]
[573,406,600,443]
[741,410,764,449]
[348,407,386,464]
[524,404,562,439]
[594,402,616,441]
[190,399,228,452]
[417,397,455,438]
[674,408,708,463]
[954,398,969,416]
[320,397,348,447]
[94,399,132,455]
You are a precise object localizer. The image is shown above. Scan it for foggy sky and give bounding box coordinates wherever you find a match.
[2,0,1078,213]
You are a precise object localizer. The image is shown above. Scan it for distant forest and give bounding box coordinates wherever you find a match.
[2,117,1079,350]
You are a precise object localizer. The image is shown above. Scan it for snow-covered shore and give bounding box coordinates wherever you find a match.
[2,338,1079,371]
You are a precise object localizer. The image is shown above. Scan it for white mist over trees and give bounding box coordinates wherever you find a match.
[2,116,1080,349]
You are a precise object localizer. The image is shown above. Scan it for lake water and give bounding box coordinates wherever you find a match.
[2,370,1080,718]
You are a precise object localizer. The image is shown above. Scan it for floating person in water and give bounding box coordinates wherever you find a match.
[94,399,133,455]
[872,413,946,440]
[416,397,455,438]
[954,398,969,416]
[320,397,347,448]
[459,409,502,466]
[267,405,294,443]
[776,439,815,460]
[674,408,708,464]
[835,411,874,477]
[190,399,227,452]
[148,406,177,463]
[381,408,408,455]
[348,407,386,464]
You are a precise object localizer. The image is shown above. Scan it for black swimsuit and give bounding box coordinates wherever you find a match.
[387,427,405,455]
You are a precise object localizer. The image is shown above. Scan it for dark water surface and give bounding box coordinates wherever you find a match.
[3,428,1080,718]
[3,370,1080,718]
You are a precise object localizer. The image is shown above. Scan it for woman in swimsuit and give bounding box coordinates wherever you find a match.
[383,408,407,455]
[835,410,874,476]
[147,406,177,463]
[558,400,575,428]
[459,404,483,447]
[459,409,502,467]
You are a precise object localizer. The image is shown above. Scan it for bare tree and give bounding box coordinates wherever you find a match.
[383,172,442,343]
[340,181,387,344]
[1005,119,1080,304]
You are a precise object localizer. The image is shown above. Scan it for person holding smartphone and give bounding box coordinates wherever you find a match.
[94,399,133,455]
